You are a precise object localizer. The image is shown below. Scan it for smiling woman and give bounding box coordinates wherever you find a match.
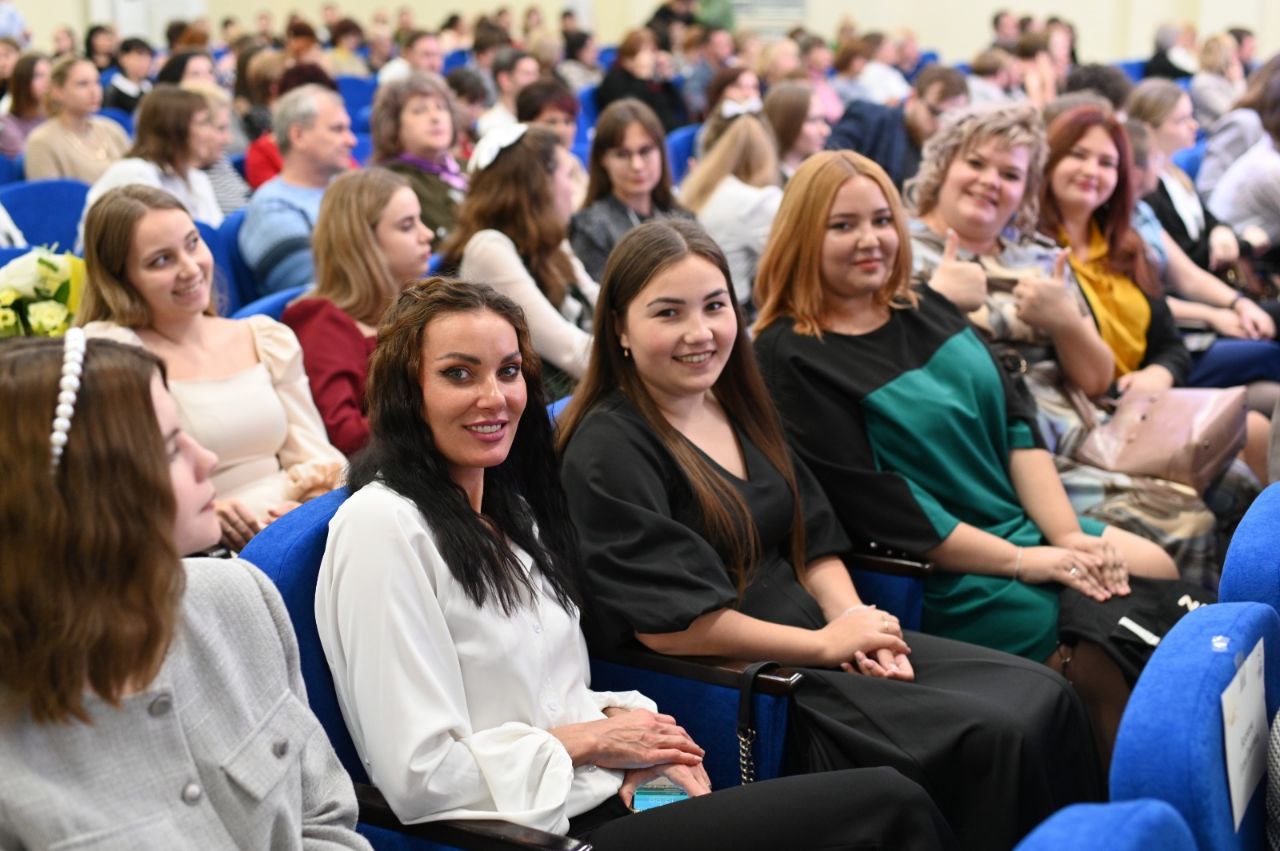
[78,184,344,552]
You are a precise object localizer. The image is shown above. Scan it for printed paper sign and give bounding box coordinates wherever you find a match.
[1221,637,1266,830]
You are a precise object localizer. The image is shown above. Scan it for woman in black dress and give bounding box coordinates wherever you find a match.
[557,219,1104,851]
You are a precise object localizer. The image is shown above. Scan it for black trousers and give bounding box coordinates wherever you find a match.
[569,767,956,850]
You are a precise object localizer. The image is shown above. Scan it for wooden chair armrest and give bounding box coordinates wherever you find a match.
[594,646,804,696]
[356,784,592,851]
[847,543,933,579]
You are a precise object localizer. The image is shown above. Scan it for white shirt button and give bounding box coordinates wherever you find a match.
[181,782,202,805]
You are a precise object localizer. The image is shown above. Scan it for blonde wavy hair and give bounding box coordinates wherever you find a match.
[678,115,780,213]
[905,102,1047,237]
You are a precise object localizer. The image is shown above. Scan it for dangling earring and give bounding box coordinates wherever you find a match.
[622,347,631,358]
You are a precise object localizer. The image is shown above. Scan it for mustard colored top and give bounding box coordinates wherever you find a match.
[1063,223,1151,377]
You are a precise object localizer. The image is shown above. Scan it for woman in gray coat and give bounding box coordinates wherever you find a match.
[0,335,368,851]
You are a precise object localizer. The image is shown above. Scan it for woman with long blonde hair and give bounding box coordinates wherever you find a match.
[679,114,782,307]
[282,168,433,455]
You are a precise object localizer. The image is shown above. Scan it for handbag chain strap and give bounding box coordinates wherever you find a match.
[736,661,780,785]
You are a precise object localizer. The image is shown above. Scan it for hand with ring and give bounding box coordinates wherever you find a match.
[818,604,913,680]
[1016,545,1113,601]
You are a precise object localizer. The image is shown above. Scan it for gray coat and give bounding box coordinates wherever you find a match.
[0,558,370,851]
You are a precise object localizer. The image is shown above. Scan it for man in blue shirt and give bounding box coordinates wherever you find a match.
[239,84,355,296]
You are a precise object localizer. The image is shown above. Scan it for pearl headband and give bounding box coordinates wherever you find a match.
[49,328,86,469]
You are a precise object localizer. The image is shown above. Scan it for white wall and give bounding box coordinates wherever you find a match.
[21,0,1280,65]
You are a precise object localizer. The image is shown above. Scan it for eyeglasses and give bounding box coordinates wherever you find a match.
[606,144,659,164]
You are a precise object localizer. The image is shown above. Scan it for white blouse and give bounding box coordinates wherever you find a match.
[1159,170,1206,241]
[315,482,656,833]
[458,230,599,379]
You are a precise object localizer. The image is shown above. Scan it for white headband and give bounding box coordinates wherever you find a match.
[468,123,529,174]
[50,328,86,469]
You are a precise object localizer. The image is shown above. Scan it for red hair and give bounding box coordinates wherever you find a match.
[1040,105,1156,294]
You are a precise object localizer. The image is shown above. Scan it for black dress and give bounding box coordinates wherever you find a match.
[561,393,1104,851]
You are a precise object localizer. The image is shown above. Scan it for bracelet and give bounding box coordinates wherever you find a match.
[1013,547,1024,582]
[1230,294,1243,310]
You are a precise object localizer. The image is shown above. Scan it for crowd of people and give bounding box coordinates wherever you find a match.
[2,2,1279,848]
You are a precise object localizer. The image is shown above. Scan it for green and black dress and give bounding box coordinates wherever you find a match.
[755,286,1107,662]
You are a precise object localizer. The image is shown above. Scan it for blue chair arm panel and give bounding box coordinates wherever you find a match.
[589,652,798,790]
[231,284,310,320]
[1014,799,1196,850]
[1221,482,1280,613]
[1111,602,1280,851]
[850,570,923,632]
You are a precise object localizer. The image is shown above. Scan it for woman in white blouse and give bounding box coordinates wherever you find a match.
[78,185,343,552]
[441,125,598,397]
[79,85,225,249]
[679,113,782,309]
[315,279,953,849]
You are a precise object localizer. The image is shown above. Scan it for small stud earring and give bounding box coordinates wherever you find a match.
[622,347,631,358]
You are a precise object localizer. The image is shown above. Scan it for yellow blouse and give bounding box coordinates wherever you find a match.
[1064,223,1150,377]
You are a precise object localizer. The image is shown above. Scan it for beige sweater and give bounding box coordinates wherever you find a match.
[22,116,130,183]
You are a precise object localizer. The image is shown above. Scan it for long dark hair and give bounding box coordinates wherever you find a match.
[557,220,807,594]
[349,279,579,614]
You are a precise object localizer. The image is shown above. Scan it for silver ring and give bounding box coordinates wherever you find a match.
[882,617,890,630]
[1068,566,1079,576]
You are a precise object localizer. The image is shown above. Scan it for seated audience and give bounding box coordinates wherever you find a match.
[283,168,432,455]
[80,185,344,549]
[183,81,252,214]
[446,66,488,161]
[81,86,224,247]
[83,24,117,72]
[377,29,445,86]
[558,30,603,94]
[326,18,369,78]
[991,9,1020,51]
[595,28,686,132]
[830,38,873,106]
[826,65,968,190]
[570,99,693,281]
[907,103,1221,580]
[679,114,782,305]
[694,65,762,157]
[315,279,954,850]
[1198,55,1280,198]
[796,33,841,122]
[967,49,1020,105]
[240,83,355,296]
[238,47,285,145]
[155,49,217,87]
[102,37,153,114]
[23,55,129,182]
[1013,31,1058,108]
[1145,22,1197,79]
[0,336,369,850]
[1191,34,1245,127]
[1061,64,1134,111]
[1126,79,1266,273]
[516,77,588,207]
[681,26,734,118]
[1040,106,1270,482]
[755,37,801,91]
[0,51,48,158]
[371,71,468,242]
[751,150,1178,766]
[444,125,597,395]
[283,21,326,68]
[477,46,540,138]
[763,80,831,180]
[1208,73,1280,251]
[558,219,1104,848]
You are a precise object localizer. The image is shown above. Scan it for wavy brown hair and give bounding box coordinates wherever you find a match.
[1039,105,1155,294]
[441,126,576,307]
[754,151,918,338]
[128,85,210,173]
[10,52,50,120]
[313,168,413,326]
[370,71,458,163]
[0,338,181,724]
[78,185,219,327]
[762,80,814,157]
[583,98,678,211]
[556,220,806,595]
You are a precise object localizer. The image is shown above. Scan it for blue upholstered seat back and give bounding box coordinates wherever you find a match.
[1014,799,1196,850]
[1221,482,1280,614]
[1111,602,1280,850]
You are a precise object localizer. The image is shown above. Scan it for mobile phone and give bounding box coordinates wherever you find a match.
[631,777,689,812]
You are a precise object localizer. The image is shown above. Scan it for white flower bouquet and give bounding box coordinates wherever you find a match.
[0,248,85,337]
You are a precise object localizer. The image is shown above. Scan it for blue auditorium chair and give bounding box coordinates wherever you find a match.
[1221,482,1280,612]
[231,284,310,320]
[598,46,617,71]
[577,86,599,133]
[443,49,470,73]
[337,76,377,120]
[665,124,699,186]
[1015,799,1196,850]
[1173,138,1207,182]
[0,246,30,266]
[97,107,135,137]
[353,133,373,166]
[240,490,589,851]
[355,104,374,134]
[1114,59,1147,82]
[214,209,260,313]
[1110,602,1280,850]
[0,154,23,185]
[0,179,90,252]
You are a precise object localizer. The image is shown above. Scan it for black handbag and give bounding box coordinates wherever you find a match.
[1057,576,1216,684]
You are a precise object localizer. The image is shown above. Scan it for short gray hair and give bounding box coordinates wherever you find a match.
[273,84,341,156]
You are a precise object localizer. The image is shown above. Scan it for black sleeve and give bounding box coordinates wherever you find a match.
[791,449,853,563]
[1141,292,1193,385]
[982,341,1048,451]
[561,407,739,650]
[754,329,952,557]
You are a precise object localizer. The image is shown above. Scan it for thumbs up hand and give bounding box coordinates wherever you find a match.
[927,229,988,312]
[1011,250,1077,334]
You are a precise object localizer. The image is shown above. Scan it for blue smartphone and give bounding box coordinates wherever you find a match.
[632,777,690,812]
